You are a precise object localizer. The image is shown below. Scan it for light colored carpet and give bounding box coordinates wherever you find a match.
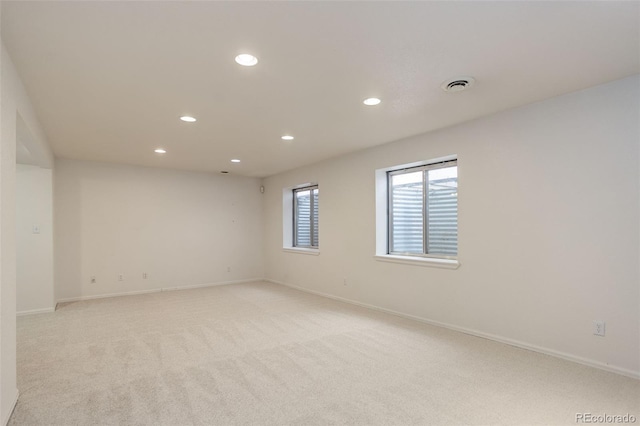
[9,281,639,425]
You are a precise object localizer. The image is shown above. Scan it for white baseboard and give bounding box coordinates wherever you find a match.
[160,278,261,292]
[56,288,160,305]
[3,389,18,426]
[17,307,55,316]
[56,278,263,305]
[266,279,640,380]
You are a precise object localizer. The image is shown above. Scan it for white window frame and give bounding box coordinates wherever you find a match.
[388,160,457,258]
[282,183,320,255]
[374,156,460,269]
[293,185,319,249]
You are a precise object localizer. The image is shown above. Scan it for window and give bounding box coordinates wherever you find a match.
[388,160,457,257]
[293,185,319,248]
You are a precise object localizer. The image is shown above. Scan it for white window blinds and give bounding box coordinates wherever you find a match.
[389,161,457,257]
[293,185,319,248]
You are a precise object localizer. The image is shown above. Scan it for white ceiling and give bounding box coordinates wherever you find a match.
[2,1,638,178]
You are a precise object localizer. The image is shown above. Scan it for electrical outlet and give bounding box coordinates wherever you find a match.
[343,278,347,286]
[593,320,605,337]
[90,276,96,284]
[142,272,147,279]
[118,274,124,281]
[227,266,231,272]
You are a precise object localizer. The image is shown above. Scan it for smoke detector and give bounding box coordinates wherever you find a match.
[441,77,476,93]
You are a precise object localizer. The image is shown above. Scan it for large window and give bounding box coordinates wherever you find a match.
[293,185,319,248]
[388,160,457,257]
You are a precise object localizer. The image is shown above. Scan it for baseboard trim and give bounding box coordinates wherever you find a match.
[159,278,261,292]
[56,288,160,305]
[56,278,263,305]
[17,307,55,316]
[266,279,640,380]
[3,389,18,426]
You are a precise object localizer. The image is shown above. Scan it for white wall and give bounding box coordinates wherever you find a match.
[262,75,640,378]
[55,159,264,301]
[0,38,53,424]
[16,164,54,314]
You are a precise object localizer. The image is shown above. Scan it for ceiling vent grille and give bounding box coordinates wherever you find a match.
[441,77,475,93]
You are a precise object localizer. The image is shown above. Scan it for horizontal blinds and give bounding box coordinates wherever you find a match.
[312,188,319,246]
[295,191,311,246]
[389,163,457,256]
[390,178,424,254]
[427,174,457,255]
[294,186,318,248]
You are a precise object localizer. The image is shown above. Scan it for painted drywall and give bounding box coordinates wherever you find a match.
[16,164,54,314]
[262,75,640,377]
[1,39,53,424]
[55,159,264,301]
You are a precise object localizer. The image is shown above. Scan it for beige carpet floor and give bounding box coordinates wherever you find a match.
[9,281,640,425]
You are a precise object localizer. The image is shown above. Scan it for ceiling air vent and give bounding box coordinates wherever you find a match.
[441,77,475,93]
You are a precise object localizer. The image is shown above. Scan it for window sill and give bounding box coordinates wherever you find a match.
[283,247,320,256]
[374,254,459,269]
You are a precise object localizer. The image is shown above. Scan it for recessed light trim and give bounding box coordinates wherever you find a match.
[235,54,258,67]
[231,159,241,163]
[363,97,381,106]
[281,135,294,141]
[180,116,196,122]
[154,148,167,154]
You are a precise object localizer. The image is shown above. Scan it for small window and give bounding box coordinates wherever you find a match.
[388,160,457,257]
[293,185,319,248]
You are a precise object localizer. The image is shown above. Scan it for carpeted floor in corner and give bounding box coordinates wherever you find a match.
[10,281,640,425]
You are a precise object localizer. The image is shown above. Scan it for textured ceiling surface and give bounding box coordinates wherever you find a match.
[3,1,638,177]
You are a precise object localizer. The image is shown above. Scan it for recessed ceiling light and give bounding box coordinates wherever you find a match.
[281,135,294,141]
[231,159,241,163]
[441,77,475,93]
[235,54,258,67]
[363,98,381,106]
[180,115,196,122]
[154,148,167,154]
